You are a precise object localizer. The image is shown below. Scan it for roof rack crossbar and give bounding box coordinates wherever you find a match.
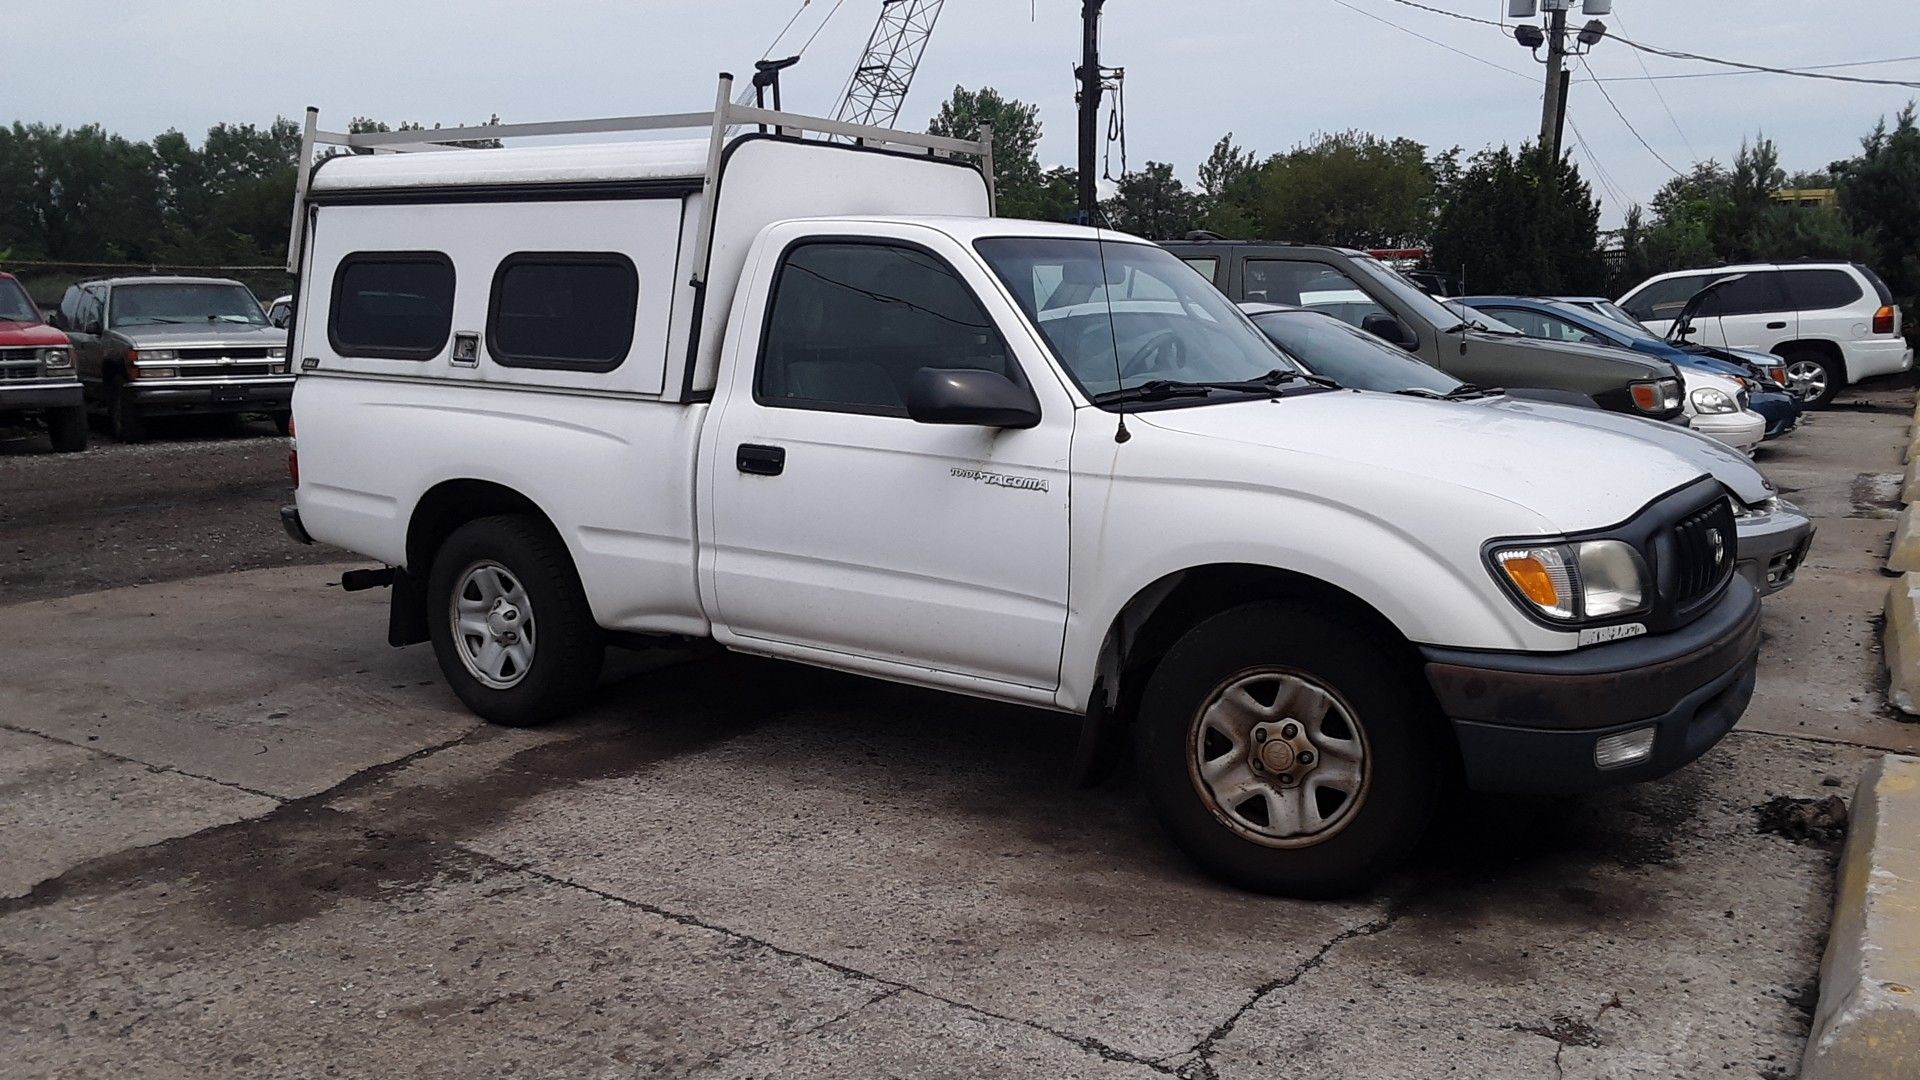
[285,74,995,272]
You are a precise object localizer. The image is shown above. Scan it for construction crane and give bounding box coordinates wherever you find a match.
[833,0,948,128]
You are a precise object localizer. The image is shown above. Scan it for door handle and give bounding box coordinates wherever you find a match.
[1766,321,1787,330]
[736,443,786,476]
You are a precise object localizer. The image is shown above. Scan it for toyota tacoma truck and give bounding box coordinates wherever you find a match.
[279,85,1762,897]
[0,271,88,452]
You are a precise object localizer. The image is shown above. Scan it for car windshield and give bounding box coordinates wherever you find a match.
[1346,255,1470,330]
[1250,310,1458,394]
[1438,300,1525,334]
[0,279,39,323]
[974,236,1298,401]
[109,283,267,329]
[1581,299,1646,331]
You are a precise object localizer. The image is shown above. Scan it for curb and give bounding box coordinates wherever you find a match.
[1802,754,1920,1079]
[1888,509,1920,574]
[1884,575,1920,715]
[1904,455,1920,503]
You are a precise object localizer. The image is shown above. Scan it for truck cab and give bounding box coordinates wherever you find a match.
[282,87,1760,897]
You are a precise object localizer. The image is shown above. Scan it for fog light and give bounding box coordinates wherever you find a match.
[1594,727,1657,769]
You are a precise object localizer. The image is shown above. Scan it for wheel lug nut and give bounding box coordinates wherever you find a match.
[1251,759,1265,772]
[1253,727,1267,743]
[1280,723,1299,739]
[1298,750,1315,765]
[1277,774,1295,786]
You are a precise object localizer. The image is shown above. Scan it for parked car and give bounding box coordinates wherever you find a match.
[1460,294,1800,440]
[1676,369,1765,455]
[53,276,295,441]
[265,294,293,329]
[0,271,88,452]
[1164,240,1687,423]
[283,98,1765,898]
[1241,303,1807,592]
[1617,262,1911,406]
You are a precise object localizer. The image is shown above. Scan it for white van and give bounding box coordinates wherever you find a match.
[281,84,1763,896]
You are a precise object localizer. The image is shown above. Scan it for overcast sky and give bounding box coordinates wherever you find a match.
[9,0,1915,227]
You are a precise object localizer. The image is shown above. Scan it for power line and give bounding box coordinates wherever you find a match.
[1579,54,1684,178]
[1607,8,1697,162]
[1325,0,1534,82]
[1565,116,1629,207]
[1581,54,1920,82]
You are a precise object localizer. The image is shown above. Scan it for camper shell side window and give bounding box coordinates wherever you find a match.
[329,252,457,361]
[486,252,640,373]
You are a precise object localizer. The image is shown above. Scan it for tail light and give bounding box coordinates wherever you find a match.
[1874,305,1897,335]
[287,417,299,487]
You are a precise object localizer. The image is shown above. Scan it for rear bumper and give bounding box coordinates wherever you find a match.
[280,504,314,546]
[1735,500,1814,596]
[0,382,84,413]
[127,377,294,416]
[1846,338,1914,381]
[1422,579,1761,794]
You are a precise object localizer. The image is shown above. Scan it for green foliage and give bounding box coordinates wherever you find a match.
[927,86,1055,219]
[1430,143,1606,295]
[1194,134,1260,237]
[1100,162,1200,240]
[1834,102,1920,302]
[1252,131,1434,248]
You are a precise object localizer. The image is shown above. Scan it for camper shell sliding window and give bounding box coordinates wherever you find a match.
[329,252,456,361]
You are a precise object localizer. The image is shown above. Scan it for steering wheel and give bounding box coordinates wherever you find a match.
[1119,328,1186,381]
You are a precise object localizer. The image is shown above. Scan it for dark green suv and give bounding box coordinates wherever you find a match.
[1163,241,1685,421]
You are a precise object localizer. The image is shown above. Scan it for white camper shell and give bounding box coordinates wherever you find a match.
[283,81,1763,898]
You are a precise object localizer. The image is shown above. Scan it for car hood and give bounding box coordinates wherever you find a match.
[0,319,68,347]
[1467,329,1679,376]
[116,323,283,345]
[1133,390,1711,533]
[1471,395,1772,504]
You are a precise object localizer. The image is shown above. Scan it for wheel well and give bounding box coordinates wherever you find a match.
[1772,339,1846,381]
[1099,564,1423,711]
[392,480,558,646]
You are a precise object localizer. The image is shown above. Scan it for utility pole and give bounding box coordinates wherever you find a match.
[1537,4,1569,160]
[1075,0,1106,223]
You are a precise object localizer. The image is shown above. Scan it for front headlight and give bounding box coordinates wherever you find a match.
[1734,496,1781,520]
[1493,538,1649,623]
[1630,378,1683,414]
[1690,387,1737,414]
[135,348,178,363]
[38,347,71,369]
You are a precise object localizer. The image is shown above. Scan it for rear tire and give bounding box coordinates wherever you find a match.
[426,515,604,726]
[1135,600,1444,898]
[1781,348,1841,408]
[270,411,292,436]
[47,406,88,453]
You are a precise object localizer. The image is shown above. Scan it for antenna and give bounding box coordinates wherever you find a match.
[1094,233,1130,443]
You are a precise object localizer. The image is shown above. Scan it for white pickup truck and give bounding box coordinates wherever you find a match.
[280,85,1761,896]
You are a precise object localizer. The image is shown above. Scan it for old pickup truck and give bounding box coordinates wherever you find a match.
[280,84,1761,896]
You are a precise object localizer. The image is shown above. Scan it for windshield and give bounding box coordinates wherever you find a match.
[1251,310,1458,394]
[1581,299,1645,331]
[1346,256,1468,331]
[0,279,39,323]
[109,283,267,329]
[1438,300,1524,334]
[975,237,1297,400]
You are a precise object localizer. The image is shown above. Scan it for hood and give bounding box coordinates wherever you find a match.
[1474,395,1772,504]
[1468,328,1678,377]
[116,322,283,345]
[0,319,69,347]
[1134,390,1711,533]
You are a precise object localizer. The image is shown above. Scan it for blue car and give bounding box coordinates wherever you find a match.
[1459,295,1801,440]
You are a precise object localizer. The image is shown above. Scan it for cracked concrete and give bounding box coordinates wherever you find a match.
[0,386,1913,1076]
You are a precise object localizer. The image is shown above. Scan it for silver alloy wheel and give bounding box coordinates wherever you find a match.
[1188,669,1371,848]
[451,560,536,690]
[1785,359,1828,402]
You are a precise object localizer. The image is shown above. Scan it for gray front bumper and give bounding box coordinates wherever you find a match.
[1736,499,1814,596]
[0,380,84,412]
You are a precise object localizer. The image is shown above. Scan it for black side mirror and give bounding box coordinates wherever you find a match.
[906,368,1041,429]
[1361,313,1416,350]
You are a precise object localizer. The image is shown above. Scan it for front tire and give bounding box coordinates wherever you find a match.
[426,515,604,726]
[47,406,88,453]
[107,382,147,443]
[1781,348,1841,408]
[1135,600,1444,898]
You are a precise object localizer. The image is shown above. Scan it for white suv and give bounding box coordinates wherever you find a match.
[1618,262,1911,406]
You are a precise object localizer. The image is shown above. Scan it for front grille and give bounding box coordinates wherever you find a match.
[1670,498,1736,608]
[177,346,271,361]
[0,348,42,380]
[179,363,275,377]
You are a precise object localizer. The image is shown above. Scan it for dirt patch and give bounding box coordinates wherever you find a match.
[1508,1013,1602,1049]
[1754,794,1849,850]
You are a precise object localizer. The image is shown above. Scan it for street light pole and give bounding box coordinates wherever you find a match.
[1538,4,1569,159]
[1076,0,1106,223]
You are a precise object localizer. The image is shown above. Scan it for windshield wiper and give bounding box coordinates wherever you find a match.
[1090,370,1337,407]
[1393,382,1503,401]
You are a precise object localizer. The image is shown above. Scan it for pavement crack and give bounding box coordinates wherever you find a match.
[1173,903,1404,1080]
[476,854,1179,1075]
[0,720,285,803]
[690,986,904,1072]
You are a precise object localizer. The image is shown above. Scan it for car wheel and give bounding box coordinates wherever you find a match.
[47,406,89,453]
[1135,600,1444,898]
[107,383,147,443]
[427,515,604,726]
[1781,349,1841,408]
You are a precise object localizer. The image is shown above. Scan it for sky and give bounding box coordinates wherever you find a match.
[7,0,1916,228]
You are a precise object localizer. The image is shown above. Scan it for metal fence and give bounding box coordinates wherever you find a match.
[1,260,295,313]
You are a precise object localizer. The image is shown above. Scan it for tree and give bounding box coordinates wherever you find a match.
[1195,133,1259,237]
[1253,131,1433,248]
[1100,162,1198,240]
[1834,102,1920,302]
[927,86,1054,219]
[1429,143,1606,295]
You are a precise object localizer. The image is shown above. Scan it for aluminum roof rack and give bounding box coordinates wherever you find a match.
[286,72,994,273]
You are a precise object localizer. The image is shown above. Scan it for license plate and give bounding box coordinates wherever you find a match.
[213,386,245,403]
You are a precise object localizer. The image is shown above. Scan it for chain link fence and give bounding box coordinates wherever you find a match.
[1,260,295,315]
